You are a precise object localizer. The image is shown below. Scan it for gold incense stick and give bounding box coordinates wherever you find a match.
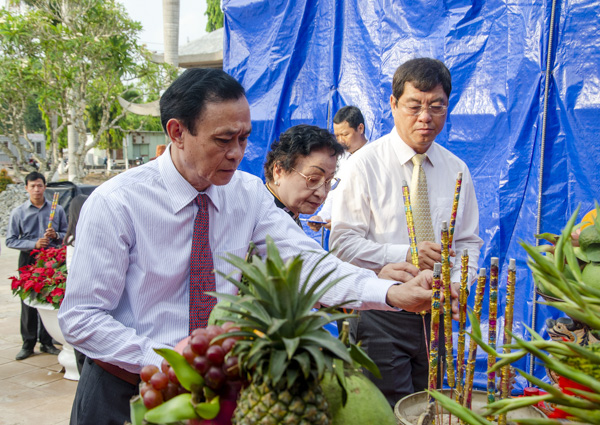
[498,259,517,425]
[487,257,499,421]
[456,248,469,405]
[428,263,443,404]
[441,221,455,389]
[47,192,59,229]
[463,268,486,410]
[402,180,419,268]
[448,172,463,247]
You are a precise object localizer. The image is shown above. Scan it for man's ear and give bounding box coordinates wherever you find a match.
[357,123,365,135]
[166,119,185,148]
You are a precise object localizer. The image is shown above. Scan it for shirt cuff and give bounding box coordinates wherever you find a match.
[358,277,399,312]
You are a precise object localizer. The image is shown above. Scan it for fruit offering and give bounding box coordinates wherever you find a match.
[130,322,245,425]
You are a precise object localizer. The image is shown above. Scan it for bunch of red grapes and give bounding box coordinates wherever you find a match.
[139,322,244,410]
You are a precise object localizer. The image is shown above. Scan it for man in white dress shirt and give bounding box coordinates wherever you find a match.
[308,106,368,232]
[330,58,483,406]
[59,68,446,424]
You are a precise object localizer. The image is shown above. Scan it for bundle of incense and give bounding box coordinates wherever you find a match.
[441,221,455,389]
[401,180,419,268]
[456,248,469,405]
[428,263,443,403]
[463,268,487,410]
[487,257,499,421]
[448,172,463,247]
[47,192,59,229]
[498,259,517,425]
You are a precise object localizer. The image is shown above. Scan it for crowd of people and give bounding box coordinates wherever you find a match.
[5,57,481,424]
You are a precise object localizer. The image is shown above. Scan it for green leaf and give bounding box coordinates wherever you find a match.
[144,393,197,422]
[129,395,148,425]
[282,337,300,360]
[427,390,494,425]
[268,349,287,385]
[194,396,221,420]
[333,358,348,406]
[154,348,204,392]
[349,343,381,379]
[302,332,353,364]
[535,233,559,244]
[294,351,311,379]
[304,345,325,378]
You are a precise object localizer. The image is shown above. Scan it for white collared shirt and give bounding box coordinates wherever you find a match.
[58,144,396,372]
[330,128,483,283]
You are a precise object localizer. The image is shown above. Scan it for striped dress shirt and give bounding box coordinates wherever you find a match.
[58,145,396,373]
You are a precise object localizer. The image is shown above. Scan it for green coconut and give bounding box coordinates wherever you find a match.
[579,226,600,262]
[321,370,397,425]
[582,262,600,290]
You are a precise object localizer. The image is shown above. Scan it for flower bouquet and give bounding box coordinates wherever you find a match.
[10,246,67,309]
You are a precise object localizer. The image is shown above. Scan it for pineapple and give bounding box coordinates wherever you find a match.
[211,236,356,425]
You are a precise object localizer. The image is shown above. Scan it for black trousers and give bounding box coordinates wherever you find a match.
[19,251,53,350]
[350,309,445,408]
[70,357,138,425]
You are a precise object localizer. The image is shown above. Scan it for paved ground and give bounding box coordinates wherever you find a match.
[0,240,77,425]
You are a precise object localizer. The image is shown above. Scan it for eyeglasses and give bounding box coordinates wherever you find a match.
[291,168,340,191]
[399,102,448,116]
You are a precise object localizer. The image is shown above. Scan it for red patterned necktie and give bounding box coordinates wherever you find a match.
[189,194,216,333]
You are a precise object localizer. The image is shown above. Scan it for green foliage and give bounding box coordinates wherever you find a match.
[0,169,14,192]
[205,0,224,32]
[24,98,46,133]
[428,206,600,424]
[0,1,176,179]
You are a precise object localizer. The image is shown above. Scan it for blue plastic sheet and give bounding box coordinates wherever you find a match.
[223,0,600,392]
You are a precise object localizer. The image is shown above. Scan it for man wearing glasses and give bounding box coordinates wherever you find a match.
[330,58,483,407]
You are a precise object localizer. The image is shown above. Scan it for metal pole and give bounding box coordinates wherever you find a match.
[530,0,559,379]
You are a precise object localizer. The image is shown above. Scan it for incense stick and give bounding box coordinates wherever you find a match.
[402,180,419,268]
[487,257,499,421]
[428,263,443,404]
[448,172,463,247]
[498,259,517,425]
[441,221,455,389]
[456,248,469,405]
[47,192,59,229]
[463,268,486,410]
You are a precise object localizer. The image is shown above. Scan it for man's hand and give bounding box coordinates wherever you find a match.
[378,262,419,282]
[406,241,456,271]
[307,215,331,231]
[35,237,49,249]
[44,228,57,240]
[385,270,434,313]
[447,282,460,321]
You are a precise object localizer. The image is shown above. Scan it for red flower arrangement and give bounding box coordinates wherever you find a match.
[10,247,67,309]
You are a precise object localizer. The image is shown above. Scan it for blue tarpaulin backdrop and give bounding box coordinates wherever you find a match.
[222,0,600,392]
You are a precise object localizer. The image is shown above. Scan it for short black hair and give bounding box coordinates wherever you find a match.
[333,106,365,130]
[264,125,344,182]
[25,171,45,185]
[392,58,452,101]
[159,68,246,136]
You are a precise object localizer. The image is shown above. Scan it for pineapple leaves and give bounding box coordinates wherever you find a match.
[302,332,352,364]
[293,351,312,379]
[268,349,287,384]
[282,337,300,360]
[349,343,382,379]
